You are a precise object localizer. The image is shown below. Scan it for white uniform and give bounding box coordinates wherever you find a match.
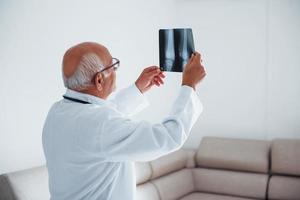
[42,84,203,200]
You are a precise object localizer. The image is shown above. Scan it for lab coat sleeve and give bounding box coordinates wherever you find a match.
[100,85,203,162]
[108,83,149,117]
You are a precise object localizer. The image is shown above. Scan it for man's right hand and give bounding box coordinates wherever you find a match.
[182,52,206,90]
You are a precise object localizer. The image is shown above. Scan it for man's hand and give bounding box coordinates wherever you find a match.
[135,66,165,93]
[182,52,206,90]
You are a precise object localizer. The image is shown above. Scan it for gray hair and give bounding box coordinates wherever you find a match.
[63,53,105,90]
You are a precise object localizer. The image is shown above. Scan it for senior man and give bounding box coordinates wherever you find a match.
[42,42,206,200]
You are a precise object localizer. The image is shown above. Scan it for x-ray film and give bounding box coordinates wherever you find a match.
[159,28,195,72]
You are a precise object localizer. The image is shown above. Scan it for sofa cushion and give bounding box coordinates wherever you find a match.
[4,166,50,200]
[192,168,268,199]
[150,150,188,179]
[180,192,257,200]
[271,138,300,176]
[196,137,270,173]
[135,162,152,185]
[0,175,17,200]
[136,182,160,200]
[268,175,300,200]
[185,149,196,168]
[152,169,194,200]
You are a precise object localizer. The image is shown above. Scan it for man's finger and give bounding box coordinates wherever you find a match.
[193,52,201,63]
[155,77,164,85]
[144,66,159,73]
[146,68,161,78]
[186,53,196,66]
[158,72,165,78]
[155,73,165,80]
[152,79,160,86]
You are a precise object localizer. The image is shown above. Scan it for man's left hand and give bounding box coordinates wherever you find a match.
[135,66,165,93]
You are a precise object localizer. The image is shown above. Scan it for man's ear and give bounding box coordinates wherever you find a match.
[94,72,104,91]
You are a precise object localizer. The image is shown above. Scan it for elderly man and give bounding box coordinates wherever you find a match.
[42,42,206,200]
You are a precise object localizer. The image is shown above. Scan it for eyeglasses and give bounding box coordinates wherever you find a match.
[99,57,120,73]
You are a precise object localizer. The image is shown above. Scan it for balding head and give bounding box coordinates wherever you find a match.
[62,42,113,91]
[63,42,112,79]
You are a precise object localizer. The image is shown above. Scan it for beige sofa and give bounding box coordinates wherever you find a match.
[136,137,300,200]
[1,137,300,200]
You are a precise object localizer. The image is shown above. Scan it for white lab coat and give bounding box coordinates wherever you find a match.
[42,84,203,200]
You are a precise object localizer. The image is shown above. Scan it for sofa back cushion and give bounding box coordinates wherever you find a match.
[150,150,193,180]
[152,169,194,200]
[0,175,17,200]
[136,182,160,200]
[195,137,270,173]
[271,138,300,176]
[2,166,50,200]
[135,162,152,185]
[135,149,195,185]
[193,168,268,199]
[135,149,196,199]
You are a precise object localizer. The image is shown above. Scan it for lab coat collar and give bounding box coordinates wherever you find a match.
[64,89,111,106]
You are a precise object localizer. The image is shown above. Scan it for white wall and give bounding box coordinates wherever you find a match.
[176,0,300,147]
[0,0,299,174]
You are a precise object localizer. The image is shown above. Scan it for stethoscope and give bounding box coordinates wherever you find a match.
[63,95,91,104]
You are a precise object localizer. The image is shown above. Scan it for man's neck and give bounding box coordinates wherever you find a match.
[74,88,108,100]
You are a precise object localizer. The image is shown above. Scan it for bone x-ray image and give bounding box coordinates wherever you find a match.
[159,28,195,72]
